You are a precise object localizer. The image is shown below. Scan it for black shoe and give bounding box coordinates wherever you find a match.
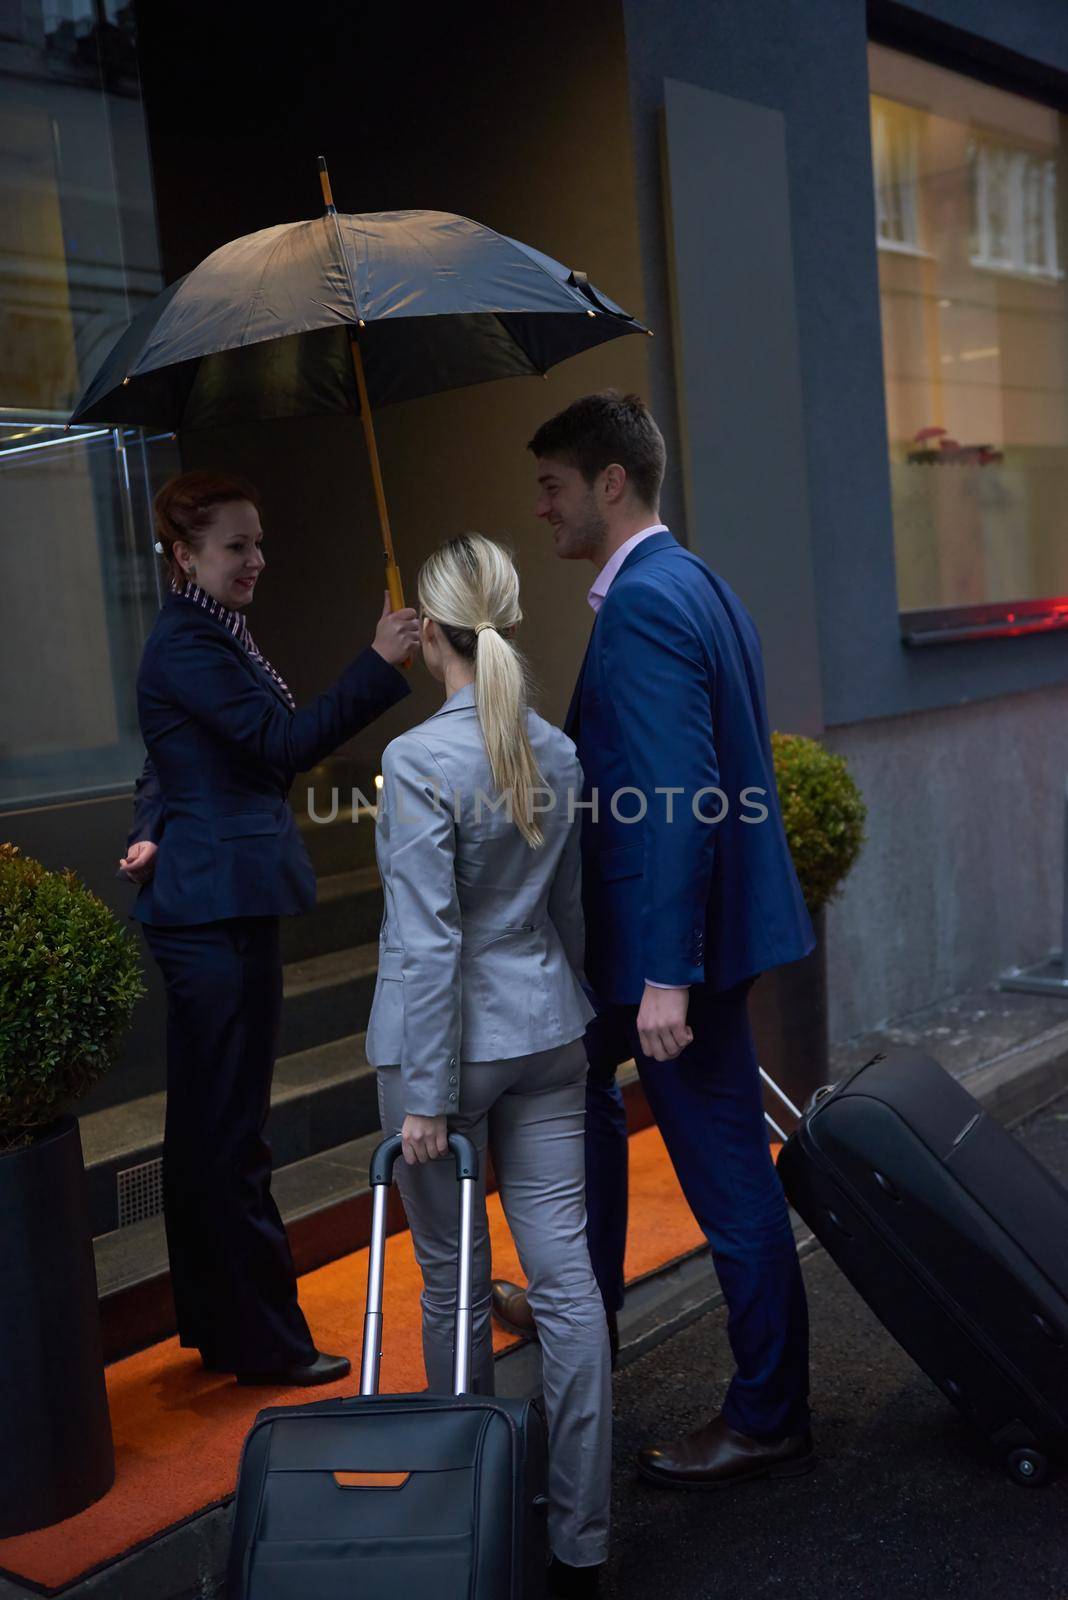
[235,1350,351,1387]
[548,1554,602,1597]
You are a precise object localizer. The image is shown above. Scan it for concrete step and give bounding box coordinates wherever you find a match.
[296,805,379,877]
[94,1064,651,1364]
[95,1128,389,1365]
[280,941,381,1056]
[279,865,383,964]
[81,1034,379,1239]
[292,760,380,877]
[297,756,381,813]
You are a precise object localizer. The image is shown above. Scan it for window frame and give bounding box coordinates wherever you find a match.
[868,2,1068,647]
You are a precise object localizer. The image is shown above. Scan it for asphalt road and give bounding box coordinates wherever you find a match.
[603,1095,1068,1600]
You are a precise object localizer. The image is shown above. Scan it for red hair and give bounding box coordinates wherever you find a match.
[153,471,261,584]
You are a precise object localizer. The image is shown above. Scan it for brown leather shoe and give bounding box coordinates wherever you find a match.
[637,1413,815,1489]
[491,1281,620,1368]
[491,1280,539,1341]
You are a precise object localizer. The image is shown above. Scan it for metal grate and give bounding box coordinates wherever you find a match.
[117,1157,164,1229]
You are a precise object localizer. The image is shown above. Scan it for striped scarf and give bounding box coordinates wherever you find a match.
[170,579,296,710]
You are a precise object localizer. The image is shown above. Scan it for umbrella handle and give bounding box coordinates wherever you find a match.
[385,557,411,669]
[385,559,406,614]
[385,564,412,671]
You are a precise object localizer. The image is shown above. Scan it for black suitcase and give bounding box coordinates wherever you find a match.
[776,1048,1068,1485]
[228,1133,549,1599]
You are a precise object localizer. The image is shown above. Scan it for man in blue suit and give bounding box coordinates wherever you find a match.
[492,391,815,1487]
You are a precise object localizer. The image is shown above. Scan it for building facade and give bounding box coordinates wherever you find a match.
[2,0,1067,1114]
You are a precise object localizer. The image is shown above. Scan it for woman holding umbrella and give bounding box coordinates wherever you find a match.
[118,469,419,1386]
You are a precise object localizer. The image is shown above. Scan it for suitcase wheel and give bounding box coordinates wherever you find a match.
[1005,1447,1048,1488]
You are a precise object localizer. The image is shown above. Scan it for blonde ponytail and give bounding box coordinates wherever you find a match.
[418,536,546,848]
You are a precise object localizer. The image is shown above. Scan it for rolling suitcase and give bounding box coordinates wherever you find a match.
[776,1048,1068,1485]
[228,1132,549,1599]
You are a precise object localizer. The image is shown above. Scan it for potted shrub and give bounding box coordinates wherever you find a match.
[749,734,866,1119]
[0,843,144,1537]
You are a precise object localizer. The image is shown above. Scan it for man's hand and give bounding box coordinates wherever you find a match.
[401,1113,449,1165]
[372,592,422,667]
[637,984,693,1062]
[118,839,158,883]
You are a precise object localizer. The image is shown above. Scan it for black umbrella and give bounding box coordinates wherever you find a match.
[70,159,651,609]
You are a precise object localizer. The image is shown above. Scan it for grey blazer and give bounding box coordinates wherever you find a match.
[365,682,595,1115]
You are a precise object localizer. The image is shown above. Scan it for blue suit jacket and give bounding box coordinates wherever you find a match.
[127,592,409,925]
[565,530,813,1002]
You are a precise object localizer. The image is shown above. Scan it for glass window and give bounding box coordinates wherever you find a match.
[872,96,922,254]
[869,43,1068,634]
[0,1,177,808]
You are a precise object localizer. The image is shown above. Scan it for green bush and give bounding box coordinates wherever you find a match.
[771,733,867,915]
[0,843,144,1152]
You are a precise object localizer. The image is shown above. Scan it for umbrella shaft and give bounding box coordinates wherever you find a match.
[348,333,407,618]
[350,338,400,561]
[319,188,407,618]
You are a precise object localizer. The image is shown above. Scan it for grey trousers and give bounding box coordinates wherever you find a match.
[377,1037,611,1568]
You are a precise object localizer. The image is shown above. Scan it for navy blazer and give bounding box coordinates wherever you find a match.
[127,592,409,926]
[566,529,813,1002]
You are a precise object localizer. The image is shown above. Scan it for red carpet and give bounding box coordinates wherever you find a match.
[0,1128,780,1592]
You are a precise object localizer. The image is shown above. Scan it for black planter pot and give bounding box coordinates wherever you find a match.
[0,1115,114,1537]
[748,910,829,1132]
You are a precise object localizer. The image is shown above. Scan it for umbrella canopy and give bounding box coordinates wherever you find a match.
[70,210,649,431]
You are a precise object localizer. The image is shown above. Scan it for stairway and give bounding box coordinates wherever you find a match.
[85,775,395,1361]
[86,769,651,1363]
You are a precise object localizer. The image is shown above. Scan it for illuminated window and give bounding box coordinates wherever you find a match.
[873,98,923,254]
[869,43,1068,630]
[969,142,1062,280]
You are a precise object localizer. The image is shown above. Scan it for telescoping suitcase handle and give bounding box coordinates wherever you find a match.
[759,1069,803,1143]
[360,1132,479,1399]
[760,1056,887,1144]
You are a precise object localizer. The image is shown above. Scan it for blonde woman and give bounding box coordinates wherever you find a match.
[366,535,610,1598]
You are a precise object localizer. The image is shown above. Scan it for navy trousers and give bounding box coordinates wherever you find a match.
[583,980,810,1440]
[142,916,315,1371]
